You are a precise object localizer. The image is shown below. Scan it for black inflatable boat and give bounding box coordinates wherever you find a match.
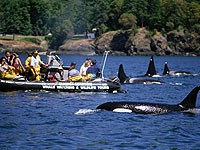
[0,78,122,93]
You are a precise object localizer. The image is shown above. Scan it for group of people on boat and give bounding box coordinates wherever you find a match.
[0,51,25,80]
[0,50,101,82]
[50,57,101,82]
[0,50,47,81]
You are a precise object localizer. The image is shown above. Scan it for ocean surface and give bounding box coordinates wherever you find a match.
[0,55,200,150]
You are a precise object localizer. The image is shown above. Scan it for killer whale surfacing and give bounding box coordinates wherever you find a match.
[96,86,200,114]
[145,56,157,76]
[118,64,164,84]
[163,62,192,75]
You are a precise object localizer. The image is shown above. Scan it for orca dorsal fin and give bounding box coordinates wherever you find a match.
[163,62,170,75]
[145,56,157,76]
[179,86,200,109]
[118,64,129,83]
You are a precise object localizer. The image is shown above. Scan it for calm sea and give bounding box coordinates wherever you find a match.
[0,55,200,150]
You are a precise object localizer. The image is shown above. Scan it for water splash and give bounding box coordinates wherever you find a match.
[169,82,183,85]
[183,108,200,114]
[75,109,100,115]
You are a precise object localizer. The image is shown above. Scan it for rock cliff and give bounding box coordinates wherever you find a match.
[1,28,199,56]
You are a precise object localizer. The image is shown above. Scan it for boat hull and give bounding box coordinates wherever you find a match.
[0,79,122,93]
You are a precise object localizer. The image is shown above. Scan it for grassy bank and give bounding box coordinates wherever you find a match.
[0,34,48,49]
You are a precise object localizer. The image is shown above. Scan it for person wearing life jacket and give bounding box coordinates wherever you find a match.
[25,52,32,70]
[0,57,16,80]
[29,51,48,81]
[10,53,25,75]
[68,62,83,82]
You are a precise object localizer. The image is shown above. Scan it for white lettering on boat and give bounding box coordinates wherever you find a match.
[57,85,75,89]
[42,85,56,89]
[97,85,109,89]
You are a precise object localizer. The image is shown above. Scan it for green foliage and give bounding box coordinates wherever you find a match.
[0,0,32,35]
[118,13,137,30]
[65,0,88,34]
[19,37,41,45]
[167,41,175,48]
[0,0,200,49]
[166,22,175,32]
[48,19,74,49]
[192,24,200,34]
[108,0,124,30]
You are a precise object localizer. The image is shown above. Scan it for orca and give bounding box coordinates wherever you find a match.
[118,64,164,84]
[163,62,192,76]
[145,56,157,76]
[96,86,200,114]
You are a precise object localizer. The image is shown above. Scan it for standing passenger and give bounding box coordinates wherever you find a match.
[29,51,48,81]
[25,52,32,71]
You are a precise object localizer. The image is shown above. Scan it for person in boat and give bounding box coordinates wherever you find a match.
[86,59,101,78]
[24,52,32,80]
[4,51,11,65]
[25,52,32,70]
[86,57,92,66]
[29,51,48,81]
[68,62,82,82]
[80,60,90,76]
[0,57,16,79]
[53,66,65,81]
[10,53,25,75]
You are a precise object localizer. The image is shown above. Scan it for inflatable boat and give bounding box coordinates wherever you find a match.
[0,78,122,93]
[0,52,124,93]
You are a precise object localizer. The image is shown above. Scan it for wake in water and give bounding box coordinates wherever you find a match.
[183,108,200,114]
[75,109,100,115]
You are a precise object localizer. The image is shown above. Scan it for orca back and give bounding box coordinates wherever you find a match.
[179,86,200,109]
[118,64,129,83]
[145,56,157,76]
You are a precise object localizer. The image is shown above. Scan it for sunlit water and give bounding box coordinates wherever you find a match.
[0,55,200,149]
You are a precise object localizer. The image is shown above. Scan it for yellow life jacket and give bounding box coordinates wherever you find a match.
[25,56,31,70]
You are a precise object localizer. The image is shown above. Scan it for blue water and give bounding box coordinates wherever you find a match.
[0,55,200,150]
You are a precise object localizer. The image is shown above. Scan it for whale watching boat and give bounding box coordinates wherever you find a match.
[0,52,123,93]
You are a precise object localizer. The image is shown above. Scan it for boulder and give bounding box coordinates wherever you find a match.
[0,40,46,54]
[58,39,96,55]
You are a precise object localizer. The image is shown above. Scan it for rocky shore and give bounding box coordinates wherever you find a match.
[0,28,200,56]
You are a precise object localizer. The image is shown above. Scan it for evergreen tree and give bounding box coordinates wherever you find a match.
[108,0,124,30]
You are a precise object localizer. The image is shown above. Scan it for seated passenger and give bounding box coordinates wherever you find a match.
[53,66,64,81]
[86,59,101,78]
[80,60,90,76]
[68,62,83,82]
[10,53,25,75]
[4,51,11,65]
[0,57,16,79]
